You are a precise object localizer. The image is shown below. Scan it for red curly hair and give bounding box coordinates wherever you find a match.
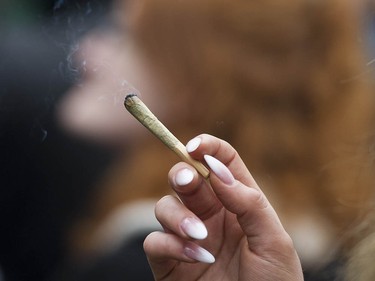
[70,0,375,267]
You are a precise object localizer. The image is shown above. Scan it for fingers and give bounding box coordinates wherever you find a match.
[167,134,256,221]
[144,231,215,280]
[155,195,208,240]
[168,162,223,220]
[146,134,301,280]
[186,134,255,187]
[145,194,216,278]
[144,231,214,264]
[205,155,284,243]
[185,134,290,253]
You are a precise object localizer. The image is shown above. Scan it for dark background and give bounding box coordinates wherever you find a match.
[0,1,118,280]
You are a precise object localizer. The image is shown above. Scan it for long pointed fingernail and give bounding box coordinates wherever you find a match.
[204,155,235,185]
[181,217,208,240]
[184,243,215,264]
[186,137,201,153]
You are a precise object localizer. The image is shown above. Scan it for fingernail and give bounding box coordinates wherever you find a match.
[184,243,215,264]
[181,217,208,240]
[186,137,201,153]
[175,168,194,186]
[204,155,235,185]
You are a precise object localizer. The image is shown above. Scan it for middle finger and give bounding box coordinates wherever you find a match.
[168,162,223,221]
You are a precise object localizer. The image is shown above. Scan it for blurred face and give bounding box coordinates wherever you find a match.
[57,28,166,147]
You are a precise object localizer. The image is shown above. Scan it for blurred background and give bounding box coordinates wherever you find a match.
[0,1,155,280]
[2,1,375,281]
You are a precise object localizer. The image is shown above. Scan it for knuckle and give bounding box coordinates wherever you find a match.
[246,188,268,210]
[279,232,295,250]
[270,232,296,257]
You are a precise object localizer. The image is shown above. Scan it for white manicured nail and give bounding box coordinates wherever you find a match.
[204,155,235,185]
[184,243,215,264]
[186,137,201,153]
[181,217,208,240]
[175,168,194,186]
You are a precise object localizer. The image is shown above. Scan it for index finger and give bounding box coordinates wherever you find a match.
[168,162,223,221]
[186,134,256,187]
[186,134,291,250]
[171,134,258,220]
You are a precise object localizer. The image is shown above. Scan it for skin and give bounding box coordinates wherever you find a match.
[144,134,304,281]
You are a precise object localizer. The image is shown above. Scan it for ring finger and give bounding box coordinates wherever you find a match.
[155,195,208,240]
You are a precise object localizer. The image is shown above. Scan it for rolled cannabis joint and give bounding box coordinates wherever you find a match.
[124,94,210,179]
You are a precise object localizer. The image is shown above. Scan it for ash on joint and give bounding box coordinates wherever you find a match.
[125,93,138,100]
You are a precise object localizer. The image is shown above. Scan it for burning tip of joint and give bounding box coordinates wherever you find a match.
[125,93,138,100]
[124,93,140,108]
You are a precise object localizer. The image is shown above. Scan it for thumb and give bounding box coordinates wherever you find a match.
[204,155,291,254]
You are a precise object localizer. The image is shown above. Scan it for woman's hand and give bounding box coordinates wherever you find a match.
[144,134,303,280]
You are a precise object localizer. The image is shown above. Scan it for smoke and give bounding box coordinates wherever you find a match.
[48,0,138,106]
[64,37,140,106]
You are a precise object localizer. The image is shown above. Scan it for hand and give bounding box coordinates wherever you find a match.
[144,134,303,280]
